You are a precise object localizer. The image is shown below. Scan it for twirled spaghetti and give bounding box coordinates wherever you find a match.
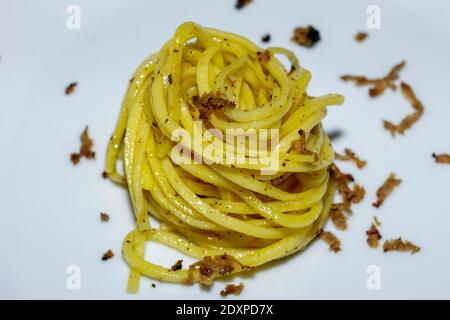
[104,22,343,292]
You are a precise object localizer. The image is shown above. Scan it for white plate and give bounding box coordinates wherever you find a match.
[1,0,450,299]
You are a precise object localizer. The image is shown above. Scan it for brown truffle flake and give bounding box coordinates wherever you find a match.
[355,32,368,42]
[235,0,252,10]
[79,127,95,158]
[383,238,420,254]
[101,249,114,261]
[350,184,366,204]
[170,260,183,272]
[292,26,321,48]
[333,202,352,215]
[70,126,96,165]
[220,283,244,297]
[341,61,405,97]
[329,164,354,186]
[329,164,365,210]
[70,153,81,165]
[198,92,235,119]
[257,50,271,63]
[366,217,382,249]
[291,130,319,160]
[319,230,341,253]
[65,82,78,95]
[100,213,110,222]
[383,82,424,137]
[329,204,348,231]
[102,171,108,179]
[335,148,367,169]
[432,153,450,164]
[373,173,402,208]
[187,254,253,285]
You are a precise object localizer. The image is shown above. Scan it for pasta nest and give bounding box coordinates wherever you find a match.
[104,22,343,291]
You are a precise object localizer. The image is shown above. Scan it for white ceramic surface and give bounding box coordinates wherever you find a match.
[1,0,449,299]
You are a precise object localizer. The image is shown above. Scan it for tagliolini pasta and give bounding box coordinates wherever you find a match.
[104,22,343,292]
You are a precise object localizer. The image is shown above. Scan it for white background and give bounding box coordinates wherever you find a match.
[0,0,449,299]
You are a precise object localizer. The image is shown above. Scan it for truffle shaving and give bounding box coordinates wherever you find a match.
[70,126,96,165]
[432,153,450,164]
[291,26,321,48]
[329,164,365,210]
[383,82,424,137]
[329,204,349,231]
[341,61,405,97]
[373,173,402,208]
[100,213,110,222]
[170,260,183,271]
[65,82,78,95]
[335,148,367,169]
[101,249,114,261]
[198,92,235,120]
[220,283,244,297]
[319,230,341,253]
[383,238,420,254]
[291,130,319,159]
[366,217,382,249]
[355,32,368,42]
[257,50,271,63]
[187,254,253,285]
